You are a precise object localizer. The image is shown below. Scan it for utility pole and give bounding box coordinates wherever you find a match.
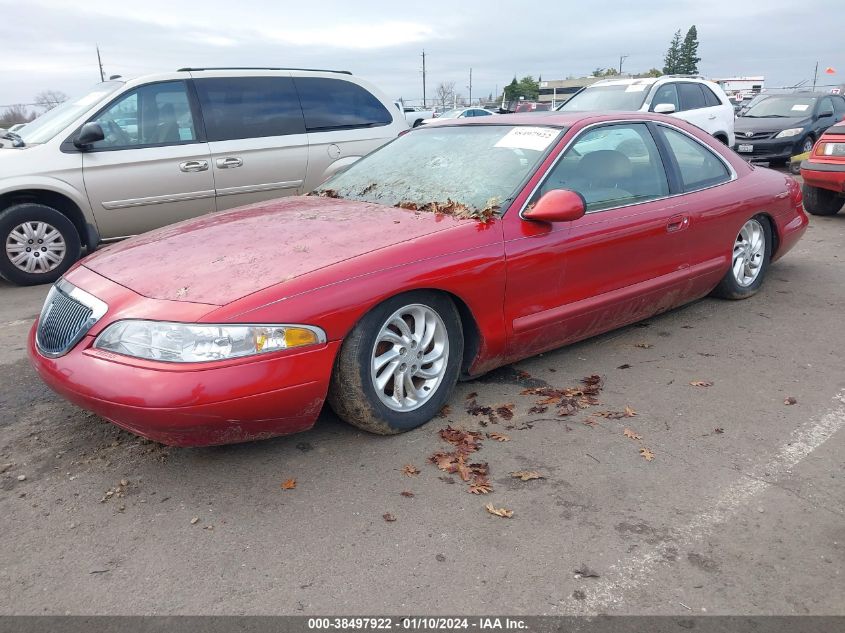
[619,54,628,75]
[420,50,426,107]
[96,45,105,82]
[812,61,819,91]
[467,68,473,105]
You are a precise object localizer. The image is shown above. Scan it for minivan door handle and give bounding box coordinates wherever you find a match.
[179,160,209,172]
[667,214,689,233]
[216,157,243,169]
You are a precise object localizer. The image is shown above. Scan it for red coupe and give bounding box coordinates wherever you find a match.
[29,113,807,446]
[801,121,845,216]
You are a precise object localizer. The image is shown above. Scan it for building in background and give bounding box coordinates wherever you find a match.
[712,76,765,101]
[538,78,603,107]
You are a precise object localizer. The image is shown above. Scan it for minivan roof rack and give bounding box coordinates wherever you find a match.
[177,67,352,75]
[664,74,706,79]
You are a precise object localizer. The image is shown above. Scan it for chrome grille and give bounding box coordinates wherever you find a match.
[35,280,108,358]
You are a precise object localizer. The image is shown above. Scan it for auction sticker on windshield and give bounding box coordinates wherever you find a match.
[494,127,559,152]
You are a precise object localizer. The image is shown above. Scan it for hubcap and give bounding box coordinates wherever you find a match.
[370,304,449,412]
[6,221,66,274]
[732,219,765,287]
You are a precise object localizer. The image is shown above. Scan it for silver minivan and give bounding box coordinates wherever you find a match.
[0,67,408,285]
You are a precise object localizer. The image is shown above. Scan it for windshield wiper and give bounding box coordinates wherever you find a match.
[1,131,24,147]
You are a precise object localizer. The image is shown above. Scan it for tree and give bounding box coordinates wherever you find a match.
[0,105,35,128]
[517,76,540,100]
[435,81,456,109]
[34,90,68,111]
[644,68,663,78]
[678,26,701,74]
[504,77,520,101]
[663,29,683,75]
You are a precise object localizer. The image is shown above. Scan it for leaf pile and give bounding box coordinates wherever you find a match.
[428,426,492,494]
[520,374,605,418]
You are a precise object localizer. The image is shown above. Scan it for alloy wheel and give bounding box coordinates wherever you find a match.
[732,219,766,287]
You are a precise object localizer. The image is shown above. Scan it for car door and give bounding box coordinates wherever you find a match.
[79,80,215,238]
[675,82,713,133]
[503,121,691,358]
[193,74,309,211]
[294,76,400,189]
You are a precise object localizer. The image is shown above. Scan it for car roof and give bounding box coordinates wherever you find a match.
[425,111,683,128]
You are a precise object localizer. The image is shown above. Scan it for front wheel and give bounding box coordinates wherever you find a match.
[328,291,463,434]
[0,203,81,286]
[711,216,772,300]
[802,184,844,216]
[799,136,815,155]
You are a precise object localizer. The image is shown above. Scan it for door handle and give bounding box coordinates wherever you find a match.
[667,214,689,232]
[179,160,209,172]
[708,114,717,120]
[216,157,243,169]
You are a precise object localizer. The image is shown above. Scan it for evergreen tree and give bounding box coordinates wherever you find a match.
[662,29,682,75]
[678,26,701,74]
[504,77,520,101]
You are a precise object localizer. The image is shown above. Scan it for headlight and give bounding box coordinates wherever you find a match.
[775,128,803,139]
[94,320,326,363]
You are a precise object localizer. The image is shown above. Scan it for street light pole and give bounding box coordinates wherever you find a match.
[619,54,628,75]
[421,50,427,107]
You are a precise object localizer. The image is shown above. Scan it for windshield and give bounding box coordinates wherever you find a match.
[17,82,123,144]
[315,125,562,215]
[560,84,650,112]
[743,96,817,118]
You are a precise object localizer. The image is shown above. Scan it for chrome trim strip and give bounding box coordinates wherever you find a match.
[215,180,303,197]
[101,189,216,210]
[35,279,109,358]
[517,118,739,220]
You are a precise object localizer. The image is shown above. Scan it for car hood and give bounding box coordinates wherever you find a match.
[81,196,465,306]
[735,116,809,134]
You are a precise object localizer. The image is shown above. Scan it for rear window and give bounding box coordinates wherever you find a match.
[701,85,722,107]
[194,77,305,141]
[294,77,393,131]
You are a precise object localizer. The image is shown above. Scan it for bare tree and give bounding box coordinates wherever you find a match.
[0,105,35,128]
[435,81,456,110]
[34,90,69,111]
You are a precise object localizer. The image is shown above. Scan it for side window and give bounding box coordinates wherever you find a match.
[701,85,722,107]
[90,81,196,149]
[818,97,835,117]
[294,77,393,131]
[677,83,707,111]
[475,109,492,117]
[194,77,305,141]
[651,83,679,112]
[660,126,731,191]
[539,123,669,212]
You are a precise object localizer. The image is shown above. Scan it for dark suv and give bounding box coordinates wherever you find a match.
[733,92,845,163]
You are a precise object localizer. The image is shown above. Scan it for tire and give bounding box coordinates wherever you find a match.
[327,291,463,435]
[0,203,81,286]
[799,136,815,155]
[412,119,424,128]
[802,184,844,216]
[711,215,772,300]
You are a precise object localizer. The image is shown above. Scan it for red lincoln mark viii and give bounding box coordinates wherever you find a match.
[800,120,845,216]
[29,113,808,446]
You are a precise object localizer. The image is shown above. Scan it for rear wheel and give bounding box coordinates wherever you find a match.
[802,184,844,216]
[328,291,463,434]
[712,216,772,300]
[0,203,81,286]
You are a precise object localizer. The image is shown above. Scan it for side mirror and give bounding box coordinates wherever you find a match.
[653,103,676,114]
[73,122,105,149]
[523,189,586,223]
[819,108,834,118]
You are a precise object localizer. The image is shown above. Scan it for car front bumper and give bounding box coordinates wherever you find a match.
[28,324,339,447]
[734,138,800,162]
[801,160,845,194]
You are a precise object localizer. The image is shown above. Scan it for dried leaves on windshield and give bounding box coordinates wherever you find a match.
[395,197,500,223]
[307,189,341,198]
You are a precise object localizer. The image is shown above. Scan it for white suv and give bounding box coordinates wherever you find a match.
[0,67,407,285]
[559,76,735,146]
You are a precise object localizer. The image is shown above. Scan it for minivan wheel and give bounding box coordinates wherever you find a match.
[0,203,81,286]
[328,291,463,435]
[802,184,844,216]
[711,216,772,300]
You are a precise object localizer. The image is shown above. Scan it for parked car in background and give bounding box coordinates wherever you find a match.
[514,102,552,113]
[394,100,436,127]
[0,67,406,286]
[557,76,735,145]
[421,107,496,124]
[29,112,806,446]
[800,121,845,215]
[733,92,845,164]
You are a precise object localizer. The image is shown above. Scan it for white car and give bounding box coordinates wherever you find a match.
[421,107,496,124]
[559,76,735,146]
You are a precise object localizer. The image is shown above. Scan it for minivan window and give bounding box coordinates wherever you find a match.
[294,77,394,130]
[89,81,196,149]
[194,77,305,141]
[660,127,730,191]
[677,83,707,111]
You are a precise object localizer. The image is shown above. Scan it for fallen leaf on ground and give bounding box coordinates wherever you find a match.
[438,476,456,484]
[382,513,396,522]
[468,478,493,494]
[485,503,514,518]
[528,405,548,414]
[400,491,415,498]
[516,370,532,379]
[511,471,544,481]
[401,464,420,477]
[437,405,452,418]
[623,428,641,440]
[487,432,510,442]
[190,517,199,525]
[784,397,798,405]
[634,342,653,349]
[583,418,598,427]
[714,427,725,434]
[639,448,655,462]
[689,380,713,387]
[574,564,601,578]
[281,478,297,490]
[624,405,637,417]
[466,392,478,400]
[495,404,515,420]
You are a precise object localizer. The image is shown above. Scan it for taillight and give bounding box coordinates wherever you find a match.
[815,140,845,157]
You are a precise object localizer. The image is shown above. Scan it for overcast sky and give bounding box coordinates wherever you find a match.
[1,0,842,109]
